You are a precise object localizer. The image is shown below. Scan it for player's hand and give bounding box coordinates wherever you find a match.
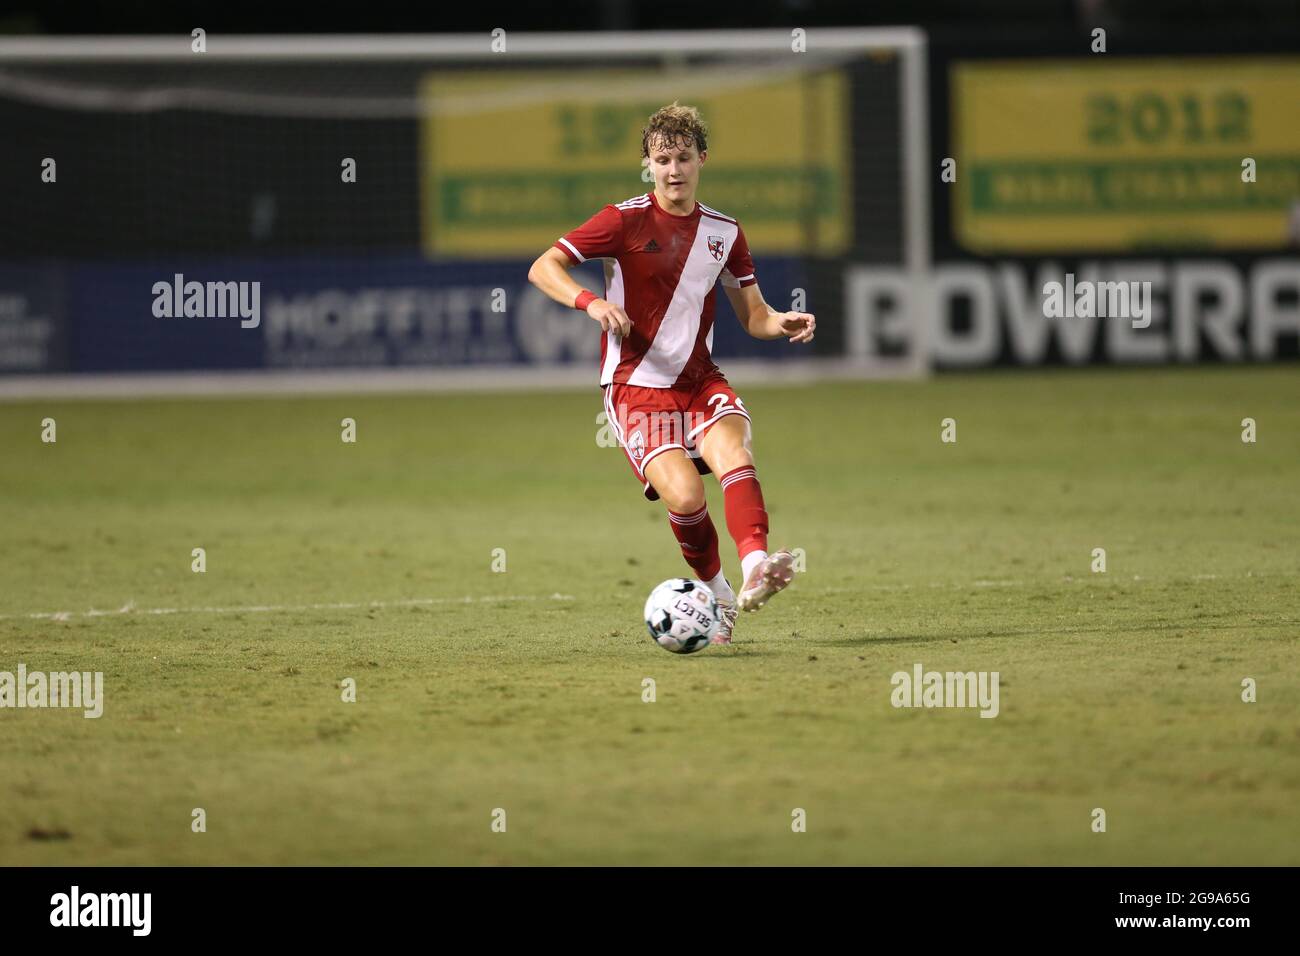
[778,311,815,344]
[587,299,632,337]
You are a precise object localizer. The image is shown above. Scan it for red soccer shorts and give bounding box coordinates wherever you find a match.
[602,372,751,502]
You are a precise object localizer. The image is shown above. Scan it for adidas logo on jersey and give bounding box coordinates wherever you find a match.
[642,239,660,253]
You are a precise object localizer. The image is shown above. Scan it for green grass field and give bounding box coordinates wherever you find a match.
[1,366,1297,865]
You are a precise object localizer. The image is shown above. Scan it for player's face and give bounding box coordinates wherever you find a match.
[648,136,705,201]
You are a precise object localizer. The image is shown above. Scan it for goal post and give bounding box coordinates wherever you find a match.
[0,28,931,393]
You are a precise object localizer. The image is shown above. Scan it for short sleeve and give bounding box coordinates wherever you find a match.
[719,224,757,288]
[554,205,623,263]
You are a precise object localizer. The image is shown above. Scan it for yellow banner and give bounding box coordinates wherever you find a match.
[419,67,849,257]
[953,57,1300,251]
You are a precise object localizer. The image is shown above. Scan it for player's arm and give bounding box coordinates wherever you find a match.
[724,282,815,343]
[526,248,631,336]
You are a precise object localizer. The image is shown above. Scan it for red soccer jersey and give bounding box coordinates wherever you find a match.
[554,190,758,388]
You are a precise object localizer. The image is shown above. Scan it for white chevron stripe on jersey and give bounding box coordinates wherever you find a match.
[599,258,627,386]
[625,217,739,387]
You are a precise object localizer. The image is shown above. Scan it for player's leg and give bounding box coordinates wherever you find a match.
[643,449,737,643]
[696,410,795,613]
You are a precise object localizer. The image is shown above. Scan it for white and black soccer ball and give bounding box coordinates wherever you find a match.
[643,578,720,654]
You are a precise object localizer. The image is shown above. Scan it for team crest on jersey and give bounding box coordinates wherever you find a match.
[628,429,646,460]
[707,236,725,261]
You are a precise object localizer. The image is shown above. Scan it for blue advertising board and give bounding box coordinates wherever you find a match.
[0,254,808,375]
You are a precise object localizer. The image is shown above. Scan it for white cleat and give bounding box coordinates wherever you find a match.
[736,550,796,612]
[712,599,738,645]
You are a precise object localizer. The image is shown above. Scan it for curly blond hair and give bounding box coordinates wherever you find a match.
[641,102,709,158]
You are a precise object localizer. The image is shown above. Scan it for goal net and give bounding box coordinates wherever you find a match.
[0,30,929,388]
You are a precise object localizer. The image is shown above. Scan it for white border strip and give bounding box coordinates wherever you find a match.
[0,357,925,401]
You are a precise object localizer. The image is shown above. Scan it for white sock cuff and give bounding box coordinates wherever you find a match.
[705,571,734,602]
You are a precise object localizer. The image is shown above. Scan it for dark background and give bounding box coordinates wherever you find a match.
[2,0,1296,370]
[3,0,1300,39]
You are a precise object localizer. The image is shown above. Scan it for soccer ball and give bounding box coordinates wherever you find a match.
[643,578,720,653]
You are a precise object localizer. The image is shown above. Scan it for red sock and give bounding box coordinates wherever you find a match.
[720,465,769,560]
[667,505,721,581]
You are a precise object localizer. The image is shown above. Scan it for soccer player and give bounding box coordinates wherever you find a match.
[527,102,815,644]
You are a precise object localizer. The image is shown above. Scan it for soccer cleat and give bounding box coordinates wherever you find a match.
[736,550,796,612]
[712,599,738,645]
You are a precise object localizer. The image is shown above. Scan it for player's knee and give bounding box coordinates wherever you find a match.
[668,488,706,515]
[662,476,706,514]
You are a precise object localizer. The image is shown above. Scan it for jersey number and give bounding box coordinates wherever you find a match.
[707,393,745,417]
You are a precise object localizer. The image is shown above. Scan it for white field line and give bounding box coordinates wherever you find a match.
[1,592,575,623]
[0,358,921,402]
[0,574,1263,623]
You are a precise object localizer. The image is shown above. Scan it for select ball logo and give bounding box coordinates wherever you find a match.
[644,578,720,654]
